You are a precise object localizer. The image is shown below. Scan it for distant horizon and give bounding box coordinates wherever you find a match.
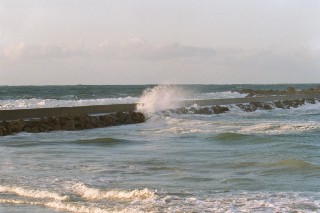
[1,82,320,87]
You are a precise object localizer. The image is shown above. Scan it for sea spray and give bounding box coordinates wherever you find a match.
[136,85,190,115]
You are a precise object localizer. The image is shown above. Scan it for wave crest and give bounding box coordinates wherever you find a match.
[69,182,155,200]
[0,185,68,201]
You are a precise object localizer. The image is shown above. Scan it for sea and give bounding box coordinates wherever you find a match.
[0,84,320,213]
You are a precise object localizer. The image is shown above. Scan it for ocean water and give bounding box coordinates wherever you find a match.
[0,84,320,213]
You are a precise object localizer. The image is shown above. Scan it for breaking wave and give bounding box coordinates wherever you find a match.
[1,184,319,213]
[136,85,190,115]
[68,182,155,200]
[0,185,68,201]
[239,122,320,135]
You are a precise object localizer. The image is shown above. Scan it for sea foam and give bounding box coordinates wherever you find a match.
[137,85,190,115]
[69,182,155,200]
[0,185,68,201]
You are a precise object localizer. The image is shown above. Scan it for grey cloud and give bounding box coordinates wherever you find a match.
[1,42,88,61]
[1,40,216,61]
[95,41,216,60]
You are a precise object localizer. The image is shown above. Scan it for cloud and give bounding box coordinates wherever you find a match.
[3,42,26,59]
[1,39,319,85]
[95,39,216,60]
[1,40,87,61]
[1,39,216,62]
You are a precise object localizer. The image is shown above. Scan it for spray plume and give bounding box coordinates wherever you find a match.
[136,85,189,115]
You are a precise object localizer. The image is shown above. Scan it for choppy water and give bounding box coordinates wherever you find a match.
[1,84,320,212]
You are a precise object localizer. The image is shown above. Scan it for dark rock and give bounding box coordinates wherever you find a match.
[193,107,212,115]
[46,116,61,131]
[306,98,316,104]
[250,102,263,108]
[99,115,117,126]
[115,112,131,123]
[212,106,230,114]
[59,116,75,131]
[1,121,10,135]
[173,108,189,114]
[74,115,90,130]
[23,120,39,133]
[238,86,320,96]
[286,87,296,94]
[130,112,145,123]
[292,99,305,108]
[88,116,100,128]
[274,101,285,109]
[8,119,25,133]
[0,126,6,136]
[262,103,273,110]
[38,118,52,132]
[24,127,39,133]
[237,104,254,112]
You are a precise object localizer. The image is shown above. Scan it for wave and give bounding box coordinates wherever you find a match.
[193,91,247,99]
[213,132,250,141]
[0,198,144,213]
[1,184,320,212]
[0,185,68,201]
[74,137,133,146]
[239,122,320,135]
[68,182,155,201]
[268,159,320,170]
[1,137,133,148]
[0,182,156,213]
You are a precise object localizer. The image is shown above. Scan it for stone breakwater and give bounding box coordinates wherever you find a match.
[0,111,145,136]
[237,86,320,97]
[169,98,320,115]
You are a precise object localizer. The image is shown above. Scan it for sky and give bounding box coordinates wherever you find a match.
[0,0,319,85]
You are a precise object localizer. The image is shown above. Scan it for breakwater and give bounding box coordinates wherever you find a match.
[180,93,320,107]
[0,103,137,121]
[1,93,320,136]
[0,111,145,136]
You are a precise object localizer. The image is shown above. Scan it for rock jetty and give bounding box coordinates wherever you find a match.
[0,111,145,136]
[169,97,319,115]
[237,86,320,97]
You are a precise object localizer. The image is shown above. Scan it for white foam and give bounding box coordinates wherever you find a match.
[158,192,320,212]
[0,185,68,201]
[239,122,320,135]
[193,91,247,99]
[136,85,189,115]
[68,182,155,201]
[1,189,319,212]
[45,201,110,213]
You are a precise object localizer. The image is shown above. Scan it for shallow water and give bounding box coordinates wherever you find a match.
[1,84,320,212]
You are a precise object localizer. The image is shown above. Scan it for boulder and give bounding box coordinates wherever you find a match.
[131,112,145,122]
[237,104,253,112]
[193,107,212,115]
[59,116,75,131]
[274,101,286,109]
[0,125,6,136]
[8,119,25,133]
[115,112,130,123]
[212,106,230,114]
[173,108,189,114]
[99,115,117,126]
[306,98,316,104]
[46,116,61,131]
